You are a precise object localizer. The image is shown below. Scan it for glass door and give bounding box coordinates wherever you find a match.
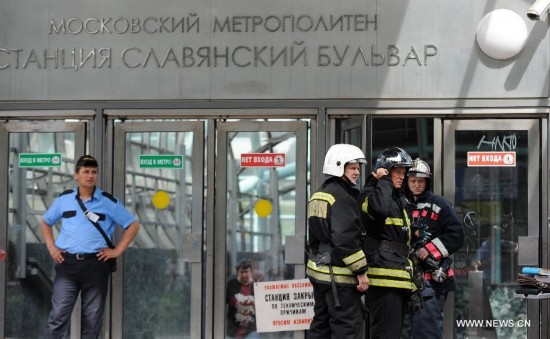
[213,121,309,339]
[0,121,87,338]
[111,121,204,339]
[442,119,541,339]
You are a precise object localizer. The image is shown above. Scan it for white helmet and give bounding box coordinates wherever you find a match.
[323,144,367,177]
[407,158,431,178]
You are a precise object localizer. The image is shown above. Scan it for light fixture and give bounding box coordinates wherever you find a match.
[476,9,528,60]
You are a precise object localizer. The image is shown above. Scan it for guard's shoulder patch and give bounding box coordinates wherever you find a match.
[102,191,118,203]
[58,189,74,197]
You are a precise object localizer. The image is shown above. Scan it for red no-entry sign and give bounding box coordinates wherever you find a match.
[467,151,516,167]
[240,153,286,167]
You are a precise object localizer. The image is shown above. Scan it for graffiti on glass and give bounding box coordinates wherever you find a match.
[476,134,517,151]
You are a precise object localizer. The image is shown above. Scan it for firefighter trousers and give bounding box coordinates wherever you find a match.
[308,281,366,339]
[410,285,448,339]
[365,286,408,339]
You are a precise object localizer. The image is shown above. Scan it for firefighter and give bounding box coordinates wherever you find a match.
[358,146,417,339]
[406,158,465,339]
[306,144,370,339]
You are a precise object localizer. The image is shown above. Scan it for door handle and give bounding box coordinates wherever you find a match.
[518,236,539,266]
[285,235,305,264]
[182,233,202,263]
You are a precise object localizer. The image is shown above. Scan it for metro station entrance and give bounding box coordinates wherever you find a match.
[109,120,205,338]
[106,115,314,338]
[442,119,543,339]
[0,111,314,339]
[331,114,546,339]
[0,118,91,338]
[0,112,548,339]
[212,120,309,339]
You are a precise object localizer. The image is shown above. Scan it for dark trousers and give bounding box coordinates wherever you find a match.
[411,285,448,339]
[365,286,407,339]
[308,281,366,339]
[44,255,111,339]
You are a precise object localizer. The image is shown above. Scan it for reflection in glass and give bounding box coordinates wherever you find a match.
[453,130,527,339]
[225,131,297,338]
[122,130,194,338]
[6,132,75,338]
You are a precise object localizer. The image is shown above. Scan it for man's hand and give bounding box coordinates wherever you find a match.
[372,168,388,180]
[415,247,430,261]
[97,247,121,262]
[407,291,423,314]
[412,223,431,249]
[47,245,65,264]
[357,273,369,292]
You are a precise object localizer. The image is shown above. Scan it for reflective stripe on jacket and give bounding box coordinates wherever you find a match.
[306,176,368,287]
[306,259,361,285]
[367,266,415,289]
[359,174,414,290]
[410,190,465,291]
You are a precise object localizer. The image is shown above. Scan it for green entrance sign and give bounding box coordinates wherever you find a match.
[139,155,183,169]
[19,153,63,168]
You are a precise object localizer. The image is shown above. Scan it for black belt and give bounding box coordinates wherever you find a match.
[379,240,409,256]
[64,252,99,260]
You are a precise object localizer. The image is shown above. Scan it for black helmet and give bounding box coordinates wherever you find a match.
[374,146,413,170]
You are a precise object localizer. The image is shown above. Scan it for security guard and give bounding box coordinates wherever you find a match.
[41,155,140,338]
[406,159,465,339]
[306,144,369,339]
[358,146,416,339]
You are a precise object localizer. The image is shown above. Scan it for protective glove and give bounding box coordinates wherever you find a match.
[412,223,432,249]
[407,290,423,315]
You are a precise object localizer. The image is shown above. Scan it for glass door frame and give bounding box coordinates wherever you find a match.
[0,120,88,338]
[213,120,308,339]
[330,113,548,338]
[110,120,205,339]
[440,118,544,339]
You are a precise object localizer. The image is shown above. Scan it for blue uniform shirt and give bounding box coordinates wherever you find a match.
[43,187,136,253]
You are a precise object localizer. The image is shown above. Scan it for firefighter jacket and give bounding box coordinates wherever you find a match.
[410,190,465,291]
[306,176,368,287]
[358,174,415,290]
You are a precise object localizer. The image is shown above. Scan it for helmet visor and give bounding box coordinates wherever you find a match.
[407,171,430,178]
[347,158,367,164]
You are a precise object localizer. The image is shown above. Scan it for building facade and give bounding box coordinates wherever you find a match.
[0,0,548,338]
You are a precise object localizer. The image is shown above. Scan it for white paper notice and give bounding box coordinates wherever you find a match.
[254,279,314,333]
